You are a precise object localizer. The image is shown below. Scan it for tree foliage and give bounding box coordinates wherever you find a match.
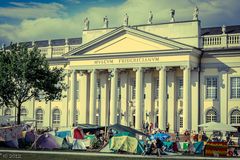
[0,43,67,124]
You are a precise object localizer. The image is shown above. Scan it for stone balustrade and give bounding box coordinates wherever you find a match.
[202,33,240,48]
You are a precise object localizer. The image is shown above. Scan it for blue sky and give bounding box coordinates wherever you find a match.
[0,0,240,45]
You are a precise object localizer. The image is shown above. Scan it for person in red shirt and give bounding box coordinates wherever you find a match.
[73,127,84,139]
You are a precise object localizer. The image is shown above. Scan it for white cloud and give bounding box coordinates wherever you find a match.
[0,2,66,19]
[1,0,240,44]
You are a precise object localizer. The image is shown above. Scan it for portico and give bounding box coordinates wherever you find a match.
[65,26,201,131]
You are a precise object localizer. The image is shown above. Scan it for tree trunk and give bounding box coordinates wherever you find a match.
[17,106,21,125]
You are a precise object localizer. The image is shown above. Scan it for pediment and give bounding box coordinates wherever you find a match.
[85,34,173,54]
[67,26,193,56]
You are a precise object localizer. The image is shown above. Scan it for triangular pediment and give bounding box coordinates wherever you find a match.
[66,26,193,57]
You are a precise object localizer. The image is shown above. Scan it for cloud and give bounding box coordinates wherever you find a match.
[66,0,81,4]
[0,2,66,19]
[0,0,240,44]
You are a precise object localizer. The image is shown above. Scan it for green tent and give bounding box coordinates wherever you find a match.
[109,132,144,154]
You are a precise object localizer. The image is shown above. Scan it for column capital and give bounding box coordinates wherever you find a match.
[87,69,97,73]
[108,68,118,73]
[156,66,167,71]
[133,67,142,72]
[79,70,87,76]
[180,65,192,70]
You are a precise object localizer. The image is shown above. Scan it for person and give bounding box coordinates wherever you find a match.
[145,121,149,133]
[156,138,164,156]
[188,140,195,154]
[108,129,113,139]
[166,123,170,132]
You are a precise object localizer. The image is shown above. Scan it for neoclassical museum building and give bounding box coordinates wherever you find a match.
[1,11,240,133]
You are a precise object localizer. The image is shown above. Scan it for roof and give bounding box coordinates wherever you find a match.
[201,25,240,36]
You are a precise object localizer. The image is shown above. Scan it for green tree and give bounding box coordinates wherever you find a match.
[0,43,67,124]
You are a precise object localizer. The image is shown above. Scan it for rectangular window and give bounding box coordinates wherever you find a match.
[76,81,80,99]
[178,78,183,99]
[231,77,240,98]
[206,77,218,99]
[154,78,159,99]
[131,78,136,99]
[117,78,121,101]
[97,79,101,100]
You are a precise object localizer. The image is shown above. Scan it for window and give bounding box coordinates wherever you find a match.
[154,78,159,99]
[178,78,183,99]
[179,110,183,128]
[76,81,80,99]
[231,77,240,98]
[131,79,136,99]
[21,108,27,117]
[117,78,121,101]
[96,114,100,125]
[75,110,79,124]
[206,77,218,99]
[36,109,43,124]
[230,109,240,124]
[206,109,217,123]
[4,108,11,116]
[97,79,101,100]
[52,109,60,125]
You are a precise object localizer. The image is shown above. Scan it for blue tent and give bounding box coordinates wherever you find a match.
[150,133,170,141]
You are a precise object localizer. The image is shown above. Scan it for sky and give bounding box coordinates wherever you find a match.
[0,0,240,45]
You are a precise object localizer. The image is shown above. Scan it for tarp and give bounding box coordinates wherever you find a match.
[31,133,63,149]
[108,124,148,137]
[25,131,36,145]
[150,133,170,141]
[77,124,104,133]
[109,132,144,154]
[198,122,237,132]
[55,130,71,138]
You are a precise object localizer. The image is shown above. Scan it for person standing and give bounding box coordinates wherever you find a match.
[156,138,164,156]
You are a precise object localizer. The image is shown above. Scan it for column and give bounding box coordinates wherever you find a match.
[158,66,167,130]
[79,71,89,124]
[191,68,199,131]
[120,71,129,126]
[220,69,228,124]
[183,66,191,131]
[70,70,76,127]
[135,67,143,130]
[167,70,176,132]
[110,69,118,125]
[89,69,97,124]
[144,70,153,124]
[100,72,109,126]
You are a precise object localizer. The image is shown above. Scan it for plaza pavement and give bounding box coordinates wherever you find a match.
[0,150,238,160]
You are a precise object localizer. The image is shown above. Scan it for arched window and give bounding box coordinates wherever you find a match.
[36,109,43,124]
[206,109,217,123]
[4,108,11,116]
[230,109,240,124]
[75,110,78,125]
[21,108,27,117]
[96,113,100,125]
[179,110,183,128]
[52,109,60,125]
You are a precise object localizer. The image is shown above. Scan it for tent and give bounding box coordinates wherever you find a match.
[198,122,237,132]
[55,130,72,138]
[150,133,170,141]
[108,124,148,137]
[109,132,144,154]
[31,133,63,149]
[72,139,86,150]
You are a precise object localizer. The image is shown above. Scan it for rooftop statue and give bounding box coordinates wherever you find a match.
[193,6,199,20]
[103,16,109,28]
[148,11,153,24]
[170,9,175,22]
[84,17,90,30]
[222,25,226,34]
[123,13,129,26]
